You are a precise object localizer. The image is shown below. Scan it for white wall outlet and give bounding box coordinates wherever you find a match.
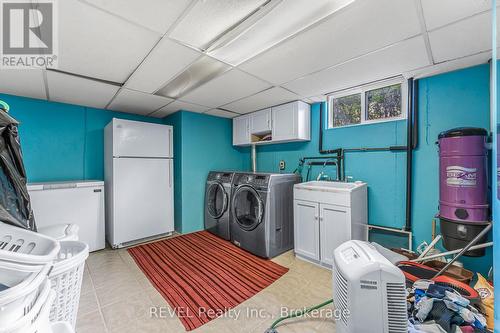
[279,160,286,170]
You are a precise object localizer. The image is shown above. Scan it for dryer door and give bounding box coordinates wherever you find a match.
[232,185,264,231]
[207,182,228,219]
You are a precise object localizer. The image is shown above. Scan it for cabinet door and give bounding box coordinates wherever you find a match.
[320,203,349,266]
[251,108,271,134]
[294,200,320,260]
[233,116,250,145]
[272,103,297,142]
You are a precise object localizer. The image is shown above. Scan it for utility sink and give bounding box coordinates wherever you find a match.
[293,179,368,267]
[294,180,366,193]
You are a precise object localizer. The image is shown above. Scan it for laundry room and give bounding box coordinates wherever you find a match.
[0,1,499,333]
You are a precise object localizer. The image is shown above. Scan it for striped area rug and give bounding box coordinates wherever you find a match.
[128,231,289,331]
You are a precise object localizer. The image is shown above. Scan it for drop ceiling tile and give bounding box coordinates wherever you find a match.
[283,36,430,97]
[208,0,355,65]
[108,89,172,115]
[239,0,421,85]
[80,0,191,34]
[148,112,168,119]
[169,0,268,50]
[429,12,493,63]
[151,100,210,118]
[205,109,240,118]
[181,69,271,108]
[47,71,119,108]
[56,0,160,83]
[407,49,492,79]
[125,38,201,93]
[0,69,46,100]
[223,87,299,114]
[308,96,327,103]
[421,0,492,31]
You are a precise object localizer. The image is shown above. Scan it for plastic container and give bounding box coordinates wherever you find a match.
[437,127,489,222]
[37,224,79,242]
[49,241,89,328]
[51,322,75,333]
[0,280,54,333]
[0,261,51,325]
[0,222,60,265]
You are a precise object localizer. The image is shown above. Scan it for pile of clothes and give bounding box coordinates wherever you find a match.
[407,279,490,333]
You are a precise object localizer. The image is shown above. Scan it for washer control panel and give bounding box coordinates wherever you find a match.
[234,173,269,188]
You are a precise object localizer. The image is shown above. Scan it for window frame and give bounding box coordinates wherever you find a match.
[327,77,408,129]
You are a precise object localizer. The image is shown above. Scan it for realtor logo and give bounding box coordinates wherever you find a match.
[1,0,57,68]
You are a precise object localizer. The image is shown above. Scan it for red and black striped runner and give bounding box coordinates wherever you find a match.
[127,231,289,331]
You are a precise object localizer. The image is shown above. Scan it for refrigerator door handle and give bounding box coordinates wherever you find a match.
[169,160,172,187]
[168,128,171,158]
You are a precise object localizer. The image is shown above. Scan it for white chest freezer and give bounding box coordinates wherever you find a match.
[27,180,105,252]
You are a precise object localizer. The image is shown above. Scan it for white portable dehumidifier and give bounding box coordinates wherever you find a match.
[332,240,408,333]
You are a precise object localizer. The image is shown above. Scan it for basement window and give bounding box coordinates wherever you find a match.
[328,77,407,128]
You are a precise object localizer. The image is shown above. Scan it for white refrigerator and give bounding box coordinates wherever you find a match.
[104,118,174,248]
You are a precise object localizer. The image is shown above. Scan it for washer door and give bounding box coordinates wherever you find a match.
[207,182,228,219]
[232,185,264,231]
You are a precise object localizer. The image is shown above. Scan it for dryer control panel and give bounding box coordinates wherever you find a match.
[207,171,233,183]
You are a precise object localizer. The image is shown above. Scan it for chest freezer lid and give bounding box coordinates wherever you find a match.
[27,180,104,191]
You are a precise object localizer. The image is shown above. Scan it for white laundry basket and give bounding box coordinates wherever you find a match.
[0,279,54,333]
[49,241,89,328]
[0,222,60,265]
[38,224,79,242]
[0,260,51,325]
[51,321,75,333]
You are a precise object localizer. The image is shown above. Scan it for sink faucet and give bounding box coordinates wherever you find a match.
[345,176,354,183]
[316,158,336,181]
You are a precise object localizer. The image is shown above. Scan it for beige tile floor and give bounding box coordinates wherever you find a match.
[77,245,336,333]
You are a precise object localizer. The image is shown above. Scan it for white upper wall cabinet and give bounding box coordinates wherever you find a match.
[272,101,310,143]
[233,115,251,146]
[233,101,310,146]
[250,108,272,134]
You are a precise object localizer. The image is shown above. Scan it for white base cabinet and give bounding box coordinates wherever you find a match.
[294,201,320,260]
[293,181,368,268]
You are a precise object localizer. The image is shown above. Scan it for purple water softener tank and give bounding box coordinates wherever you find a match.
[438,127,489,222]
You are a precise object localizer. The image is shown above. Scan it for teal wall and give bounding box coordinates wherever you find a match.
[0,64,493,274]
[0,94,163,182]
[415,65,491,274]
[164,111,245,234]
[241,106,407,230]
[242,64,491,274]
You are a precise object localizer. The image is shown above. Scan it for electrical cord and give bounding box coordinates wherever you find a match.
[264,299,333,333]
